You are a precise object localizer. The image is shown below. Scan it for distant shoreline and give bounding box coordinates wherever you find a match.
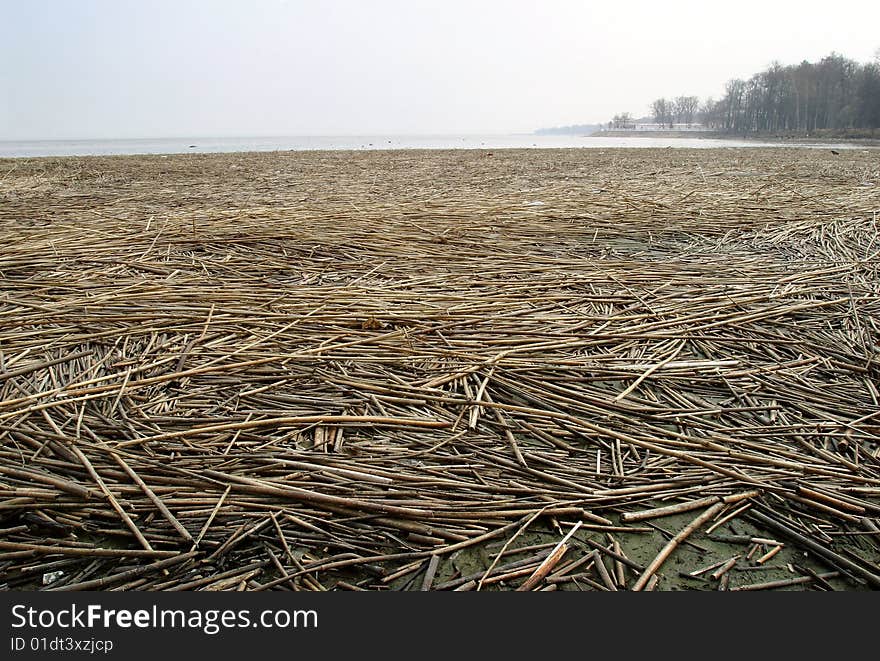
[4,132,878,159]
[592,129,880,146]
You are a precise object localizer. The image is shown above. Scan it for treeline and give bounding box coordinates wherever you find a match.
[605,96,704,130]
[649,96,700,128]
[661,51,880,133]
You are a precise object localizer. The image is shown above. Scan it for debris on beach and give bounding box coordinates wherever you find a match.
[0,147,878,591]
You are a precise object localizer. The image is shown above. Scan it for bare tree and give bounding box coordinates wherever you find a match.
[698,98,721,128]
[651,98,670,128]
[674,96,700,127]
[611,113,635,129]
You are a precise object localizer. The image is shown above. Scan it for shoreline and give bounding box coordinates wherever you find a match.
[592,129,880,146]
[2,141,874,162]
[4,132,879,160]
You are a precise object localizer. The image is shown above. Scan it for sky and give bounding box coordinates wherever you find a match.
[1,0,879,140]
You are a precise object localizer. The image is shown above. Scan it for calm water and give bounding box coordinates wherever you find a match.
[0,134,867,158]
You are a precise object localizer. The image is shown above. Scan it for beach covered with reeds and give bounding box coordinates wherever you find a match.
[1,146,879,591]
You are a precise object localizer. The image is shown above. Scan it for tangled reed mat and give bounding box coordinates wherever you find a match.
[1,146,879,590]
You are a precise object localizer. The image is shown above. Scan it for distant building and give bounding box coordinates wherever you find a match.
[607,118,636,130]
[599,122,708,131]
[633,123,707,131]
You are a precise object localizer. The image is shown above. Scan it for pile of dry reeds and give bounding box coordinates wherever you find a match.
[0,146,878,591]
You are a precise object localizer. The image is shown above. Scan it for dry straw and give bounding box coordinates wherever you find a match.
[0,146,878,590]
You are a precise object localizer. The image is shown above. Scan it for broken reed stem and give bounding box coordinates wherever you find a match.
[622,490,760,523]
[516,521,582,591]
[730,572,840,591]
[194,485,231,548]
[478,507,547,591]
[747,509,880,588]
[110,452,193,543]
[118,414,450,448]
[49,551,199,591]
[420,555,441,591]
[592,550,618,591]
[69,445,153,552]
[614,340,684,402]
[632,502,727,591]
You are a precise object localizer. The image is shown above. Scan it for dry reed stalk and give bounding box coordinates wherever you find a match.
[633,502,727,590]
[621,490,759,523]
[730,572,839,591]
[516,521,582,591]
[710,556,740,580]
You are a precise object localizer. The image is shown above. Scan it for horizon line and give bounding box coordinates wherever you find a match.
[0,130,599,143]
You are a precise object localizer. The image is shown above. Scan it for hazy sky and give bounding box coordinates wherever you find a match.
[2,0,878,139]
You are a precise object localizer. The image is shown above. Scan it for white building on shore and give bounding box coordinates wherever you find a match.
[633,123,707,131]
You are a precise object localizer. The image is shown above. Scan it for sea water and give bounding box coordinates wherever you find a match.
[0,134,865,158]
